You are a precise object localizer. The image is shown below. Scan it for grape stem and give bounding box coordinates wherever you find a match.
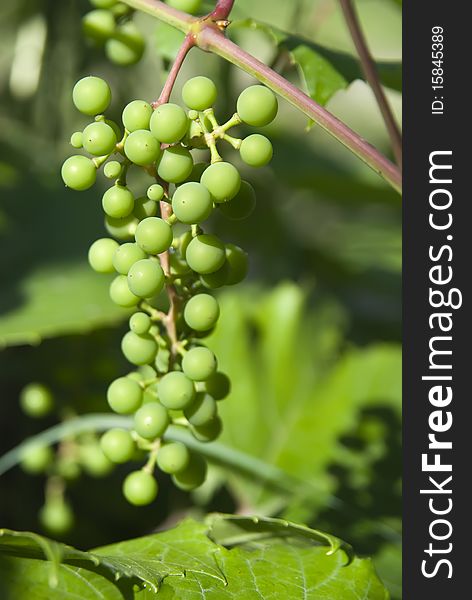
[209,0,236,21]
[152,33,195,108]
[120,0,401,193]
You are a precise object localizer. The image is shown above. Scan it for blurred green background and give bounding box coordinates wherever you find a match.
[0,0,402,597]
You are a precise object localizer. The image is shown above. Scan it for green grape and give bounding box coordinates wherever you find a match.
[172,453,207,491]
[100,428,135,463]
[102,185,134,218]
[70,131,83,148]
[218,180,256,220]
[184,293,220,331]
[183,162,207,184]
[182,347,217,381]
[39,500,74,535]
[82,122,117,156]
[105,22,145,66]
[88,237,119,273]
[186,234,226,274]
[122,331,158,365]
[128,259,165,297]
[170,252,191,276]
[236,85,278,127]
[134,402,169,439]
[109,274,140,307]
[150,103,188,143]
[80,443,114,477]
[191,416,222,442]
[90,0,118,7]
[135,217,173,255]
[61,155,97,191]
[157,442,189,474]
[20,443,53,474]
[172,182,212,224]
[199,263,229,289]
[106,118,122,139]
[157,146,193,184]
[225,244,249,285]
[166,0,202,14]
[72,76,111,116]
[107,376,143,414]
[157,371,195,410]
[134,196,158,220]
[104,160,122,179]
[203,371,231,400]
[56,456,81,481]
[201,162,241,203]
[122,100,153,132]
[123,470,158,506]
[147,184,164,201]
[178,230,193,259]
[19,383,53,418]
[124,130,161,166]
[105,214,139,240]
[184,392,217,426]
[182,76,217,111]
[240,134,273,167]
[113,243,147,274]
[82,9,115,44]
[130,312,152,334]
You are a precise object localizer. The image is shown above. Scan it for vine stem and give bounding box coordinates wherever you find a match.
[120,0,401,193]
[153,33,195,107]
[209,0,235,21]
[339,0,402,169]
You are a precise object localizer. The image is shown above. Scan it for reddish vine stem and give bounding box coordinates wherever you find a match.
[153,33,195,107]
[339,0,402,169]
[209,0,235,21]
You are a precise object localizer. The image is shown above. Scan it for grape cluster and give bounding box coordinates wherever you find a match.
[60,74,277,506]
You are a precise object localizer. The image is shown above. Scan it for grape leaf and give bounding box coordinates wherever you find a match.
[0,515,389,599]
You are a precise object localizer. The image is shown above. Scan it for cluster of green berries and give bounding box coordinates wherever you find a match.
[60,73,277,507]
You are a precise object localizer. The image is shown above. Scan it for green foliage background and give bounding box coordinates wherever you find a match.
[0,0,401,597]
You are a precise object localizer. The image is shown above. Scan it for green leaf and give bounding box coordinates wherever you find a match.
[0,515,389,599]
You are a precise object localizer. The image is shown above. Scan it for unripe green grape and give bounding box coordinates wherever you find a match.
[82,122,117,156]
[20,443,53,474]
[61,155,97,191]
[130,312,152,335]
[79,443,114,477]
[135,217,173,254]
[157,442,189,474]
[82,9,115,44]
[102,185,134,219]
[105,22,145,66]
[123,470,158,506]
[184,392,217,427]
[186,234,226,274]
[56,456,81,481]
[170,252,191,276]
[122,100,153,132]
[203,371,231,400]
[184,293,220,331]
[183,162,207,184]
[182,76,217,111]
[88,237,119,273]
[150,103,188,143]
[124,130,161,166]
[134,402,169,439]
[199,263,229,289]
[19,383,53,418]
[105,214,139,240]
[100,429,135,463]
[147,184,164,201]
[157,146,193,184]
[128,259,165,298]
[240,134,273,167]
[70,131,83,148]
[39,500,74,535]
[166,0,202,14]
[107,376,143,414]
[109,274,140,307]
[201,162,241,203]
[134,196,158,220]
[104,160,122,179]
[225,243,249,285]
[157,371,195,410]
[122,331,158,365]
[178,230,193,259]
[91,0,118,8]
[72,76,111,116]
[172,453,207,491]
[172,182,212,224]
[191,416,222,442]
[182,347,217,381]
[106,118,122,140]
[219,180,256,221]
[236,85,278,127]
